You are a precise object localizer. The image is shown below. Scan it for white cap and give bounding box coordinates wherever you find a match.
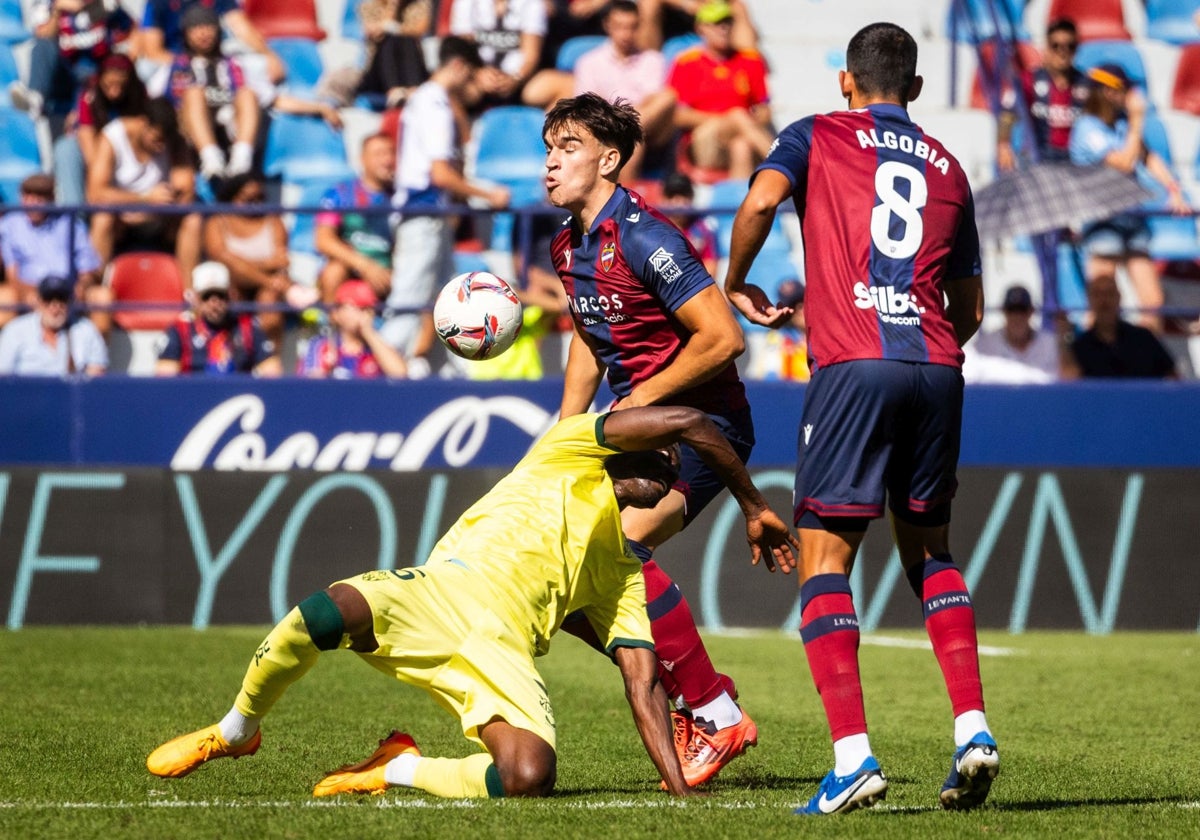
[193,261,231,294]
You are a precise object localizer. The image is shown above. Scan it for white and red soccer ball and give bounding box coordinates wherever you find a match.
[433,271,523,360]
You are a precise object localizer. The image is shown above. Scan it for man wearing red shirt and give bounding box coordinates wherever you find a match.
[666,0,773,179]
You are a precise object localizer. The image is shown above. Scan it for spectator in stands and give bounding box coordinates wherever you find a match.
[156,260,282,376]
[1063,270,1176,379]
[524,1,675,176]
[1068,64,1188,335]
[996,18,1088,170]
[660,172,717,277]
[964,284,1064,384]
[356,0,431,108]
[743,278,808,381]
[316,133,397,306]
[450,0,546,107]
[87,96,203,284]
[0,275,108,376]
[637,0,759,52]
[297,279,407,379]
[136,0,284,86]
[667,0,773,181]
[203,173,314,347]
[11,0,136,125]
[166,5,260,180]
[387,37,510,376]
[53,53,150,206]
[0,173,110,336]
[541,0,607,74]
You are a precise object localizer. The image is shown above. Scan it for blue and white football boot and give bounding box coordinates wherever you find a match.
[795,756,888,816]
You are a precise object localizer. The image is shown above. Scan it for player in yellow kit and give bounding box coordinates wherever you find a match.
[146,406,797,799]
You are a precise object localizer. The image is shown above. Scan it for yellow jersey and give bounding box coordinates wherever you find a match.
[426,412,652,658]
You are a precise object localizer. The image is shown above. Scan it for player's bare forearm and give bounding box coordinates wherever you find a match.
[726,170,794,328]
[946,275,985,347]
[560,331,605,416]
[602,407,798,570]
[625,287,744,408]
[614,646,693,796]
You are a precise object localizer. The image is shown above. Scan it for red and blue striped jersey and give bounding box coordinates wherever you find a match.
[550,187,747,413]
[758,103,981,372]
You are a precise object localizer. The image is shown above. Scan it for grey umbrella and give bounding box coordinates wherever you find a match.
[974,162,1155,240]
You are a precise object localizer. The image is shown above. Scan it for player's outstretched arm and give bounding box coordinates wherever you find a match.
[725,169,795,329]
[560,328,606,417]
[602,406,798,571]
[613,644,695,796]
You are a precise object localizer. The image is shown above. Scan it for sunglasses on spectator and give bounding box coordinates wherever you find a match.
[199,290,229,301]
[1049,40,1077,52]
[39,292,71,304]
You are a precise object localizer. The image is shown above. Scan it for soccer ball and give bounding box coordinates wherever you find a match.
[433,271,524,360]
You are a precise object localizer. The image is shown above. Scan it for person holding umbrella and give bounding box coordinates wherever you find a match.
[1068,63,1189,334]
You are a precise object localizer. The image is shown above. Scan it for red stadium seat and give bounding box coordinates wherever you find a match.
[106,252,186,332]
[971,40,1044,111]
[1047,0,1130,42]
[243,0,325,41]
[1172,44,1200,115]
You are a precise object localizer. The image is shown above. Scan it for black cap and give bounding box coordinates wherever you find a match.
[181,3,221,30]
[1001,285,1033,312]
[38,275,74,301]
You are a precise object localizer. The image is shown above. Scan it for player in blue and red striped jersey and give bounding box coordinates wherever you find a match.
[542,94,781,789]
[724,22,998,815]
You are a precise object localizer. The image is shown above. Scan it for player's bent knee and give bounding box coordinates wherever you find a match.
[495,749,556,798]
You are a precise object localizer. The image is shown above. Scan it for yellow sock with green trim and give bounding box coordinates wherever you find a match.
[409,753,504,798]
[234,606,324,718]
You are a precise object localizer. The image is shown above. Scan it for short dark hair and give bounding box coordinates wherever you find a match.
[543,93,643,169]
[1046,18,1077,40]
[607,0,639,18]
[216,171,263,203]
[439,35,483,69]
[846,22,918,101]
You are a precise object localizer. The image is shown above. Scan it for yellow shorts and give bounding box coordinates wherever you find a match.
[340,564,557,750]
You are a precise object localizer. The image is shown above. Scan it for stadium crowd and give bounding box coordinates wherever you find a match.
[0,0,1192,381]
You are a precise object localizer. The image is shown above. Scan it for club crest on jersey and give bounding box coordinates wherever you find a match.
[649,246,682,283]
[600,242,616,272]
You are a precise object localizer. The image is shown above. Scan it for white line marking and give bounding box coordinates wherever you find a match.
[710,628,1020,656]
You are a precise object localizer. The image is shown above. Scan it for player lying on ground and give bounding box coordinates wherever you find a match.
[147,406,798,799]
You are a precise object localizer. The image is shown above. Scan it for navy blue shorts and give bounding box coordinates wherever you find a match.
[676,405,755,527]
[794,360,962,529]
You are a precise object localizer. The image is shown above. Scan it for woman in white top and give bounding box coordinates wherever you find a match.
[87,97,203,284]
[204,173,312,345]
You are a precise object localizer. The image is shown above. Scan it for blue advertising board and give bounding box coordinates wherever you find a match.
[1,378,1199,469]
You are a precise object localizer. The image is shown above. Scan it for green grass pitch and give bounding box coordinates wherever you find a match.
[1,628,1197,839]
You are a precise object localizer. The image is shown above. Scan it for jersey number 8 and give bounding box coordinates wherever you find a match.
[870,161,927,260]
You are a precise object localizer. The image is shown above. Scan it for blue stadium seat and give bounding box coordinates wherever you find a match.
[473,107,547,251]
[0,107,41,202]
[1146,0,1200,45]
[287,177,349,254]
[1074,40,1148,90]
[269,37,324,91]
[1138,112,1200,259]
[555,35,606,71]
[663,34,701,66]
[0,42,17,87]
[264,113,353,183]
[946,0,1027,44]
[0,0,25,44]
[341,0,363,42]
[707,179,799,291]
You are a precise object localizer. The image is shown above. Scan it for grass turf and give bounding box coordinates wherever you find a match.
[0,628,1196,839]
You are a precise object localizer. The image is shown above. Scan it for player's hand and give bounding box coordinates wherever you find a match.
[745,507,798,574]
[727,283,794,329]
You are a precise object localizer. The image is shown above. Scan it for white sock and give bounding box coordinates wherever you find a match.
[383,752,421,787]
[954,710,991,747]
[199,145,226,178]
[218,707,260,745]
[227,141,254,176]
[832,733,873,777]
[690,691,742,731]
